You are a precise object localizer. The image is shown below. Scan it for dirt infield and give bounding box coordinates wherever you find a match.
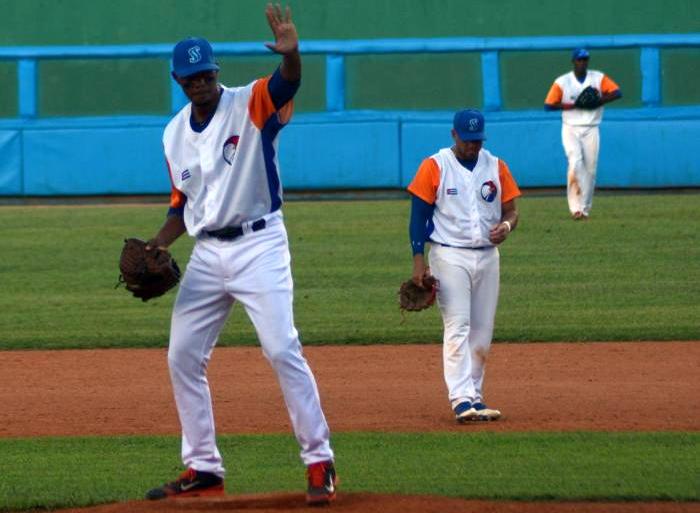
[2,342,698,436]
[56,493,700,513]
[2,341,699,512]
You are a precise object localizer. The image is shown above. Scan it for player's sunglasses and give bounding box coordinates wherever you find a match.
[180,71,218,89]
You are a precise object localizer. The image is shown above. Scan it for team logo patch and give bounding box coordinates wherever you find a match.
[469,118,480,131]
[181,169,191,181]
[446,188,458,195]
[480,180,498,202]
[222,135,240,165]
[187,46,202,64]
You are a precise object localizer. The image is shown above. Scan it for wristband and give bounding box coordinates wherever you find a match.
[502,220,512,232]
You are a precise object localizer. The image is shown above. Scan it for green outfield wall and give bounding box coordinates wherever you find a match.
[3,0,699,44]
[0,0,699,117]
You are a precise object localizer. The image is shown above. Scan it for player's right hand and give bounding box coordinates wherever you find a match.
[264,3,299,55]
[488,223,510,244]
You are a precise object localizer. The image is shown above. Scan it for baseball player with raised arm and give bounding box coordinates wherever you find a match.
[143,4,336,505]
[545,48,622,220]
[407,109,521,423]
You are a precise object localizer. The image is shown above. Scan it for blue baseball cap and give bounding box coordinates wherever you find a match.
[453,109,486,142]
[172,37,220,78]
[572,48,590,60]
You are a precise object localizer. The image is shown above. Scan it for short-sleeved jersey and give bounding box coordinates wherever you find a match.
[407,147,521,248]
[164,77,293,237]
[544,70,620,126]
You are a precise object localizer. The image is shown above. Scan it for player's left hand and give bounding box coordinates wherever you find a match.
[265,3,298,55]
[488,222,511,244]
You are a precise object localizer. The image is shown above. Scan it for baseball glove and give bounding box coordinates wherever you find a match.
[117,238,181,302]
[574,86,601,110]
[398,275,439,312]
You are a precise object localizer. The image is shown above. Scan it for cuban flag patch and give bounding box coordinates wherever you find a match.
[446,188,458,195]
[181,169,191,181]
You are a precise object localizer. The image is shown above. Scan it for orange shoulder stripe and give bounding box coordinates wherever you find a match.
[601,75,620,95]
[407,157,440,204]
[249,76,294,129]
[170,186,186,209]
[166,158,186,208]
[499,159,521,204]
[544,82,563,105]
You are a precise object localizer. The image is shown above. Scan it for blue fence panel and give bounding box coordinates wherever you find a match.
[0,34,699,195]
[17,59,38,118]
[0,131,22,194]
[280,120,399,189]
[480,51,502,111]
[598,117,700,187]
[3,34,700,118]
[640,47,661,107]
[325,54,346,112]
[20,121,169,195]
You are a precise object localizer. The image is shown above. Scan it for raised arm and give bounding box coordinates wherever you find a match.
[265,3,300,82]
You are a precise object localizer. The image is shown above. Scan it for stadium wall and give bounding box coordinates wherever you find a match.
[1,0,699,195]
[1,106,699,195]
[1,0,700,117]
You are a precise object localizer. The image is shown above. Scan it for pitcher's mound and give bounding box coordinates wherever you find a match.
[56,492,700,513]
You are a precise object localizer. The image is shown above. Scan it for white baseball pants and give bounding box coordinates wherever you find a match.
[562,123,600,216]
[167,218,333,476]
[429,245,500,408]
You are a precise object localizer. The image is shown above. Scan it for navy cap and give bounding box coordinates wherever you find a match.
[172,37,220,78]
[453,109,486,142]
[572,48,590,60]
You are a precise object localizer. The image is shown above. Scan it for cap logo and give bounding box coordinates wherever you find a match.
[469,118,479,131]
[188,46,202,64]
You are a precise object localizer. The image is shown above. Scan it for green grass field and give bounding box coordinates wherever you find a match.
[0,192,698,511]
[0,193,698,349]
[1,432,698,511]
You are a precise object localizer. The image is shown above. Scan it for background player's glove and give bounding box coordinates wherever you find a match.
[117,238,181,302]
[398,275,439,312]
[574,86,602,110]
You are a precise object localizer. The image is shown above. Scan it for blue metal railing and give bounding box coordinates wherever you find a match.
[1,33,699,117]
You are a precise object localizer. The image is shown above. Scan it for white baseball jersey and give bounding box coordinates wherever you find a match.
[546,69,619,217]
[164,77,292,236]
[545,70,620,126]
[407,146,520,411]
[162,75,334,474]
[408,148,521,248]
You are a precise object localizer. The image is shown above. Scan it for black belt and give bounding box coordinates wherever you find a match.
[206,219,266,240]
[431,241,492,250]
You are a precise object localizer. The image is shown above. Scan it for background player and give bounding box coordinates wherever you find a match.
[143,4,336,506]
[544,48,622,220]
[407,109,521,423]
